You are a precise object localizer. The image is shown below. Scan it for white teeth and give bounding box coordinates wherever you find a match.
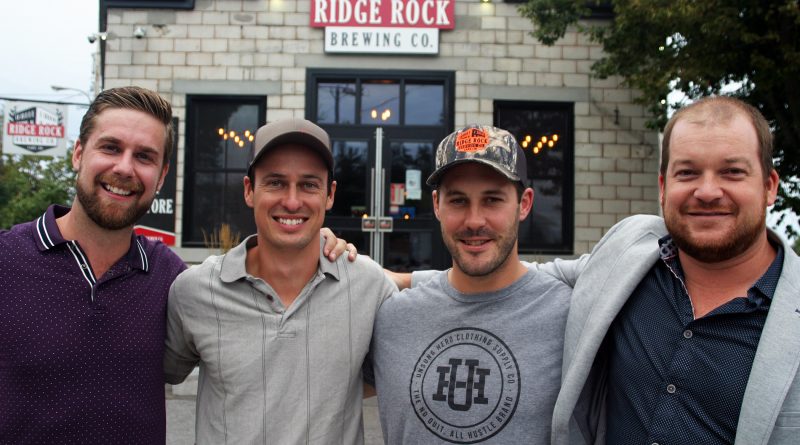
[464,240,487,246]
[278,218,303,226]
[104,184,132,196]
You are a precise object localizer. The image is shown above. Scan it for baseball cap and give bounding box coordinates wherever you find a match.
[248,118,333,177]
[426,124,527,187]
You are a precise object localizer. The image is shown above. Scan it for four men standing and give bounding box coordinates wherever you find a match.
[2,84,798,445]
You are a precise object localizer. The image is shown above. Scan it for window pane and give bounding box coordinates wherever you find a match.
[389,141,435,219]
[496,102,572,253]
[193,102,258,170]
[186,172,224,244]
[317,82,356,124]
[184,96,263,246]
[361,81,399,125]
[385,232,433,272]
[404,84,444,125]
[329,140,368,217]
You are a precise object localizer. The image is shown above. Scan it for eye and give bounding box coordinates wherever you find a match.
[448,197,467,206]
[723,168,747,177]
[265,179,284,188]
[302,181,322,191]
[100,144,120,153]
[135,152,155,163]
[674,169,697,178]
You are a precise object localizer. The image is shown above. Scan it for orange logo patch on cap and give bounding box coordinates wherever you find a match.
[454,128,489,153]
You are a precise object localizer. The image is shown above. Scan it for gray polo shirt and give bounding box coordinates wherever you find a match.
[164,235,396,444]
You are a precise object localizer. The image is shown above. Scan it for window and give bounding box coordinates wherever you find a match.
[183,95,265,247]
[495,101,574,254]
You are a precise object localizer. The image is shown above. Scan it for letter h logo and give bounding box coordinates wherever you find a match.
[432,358,490,411]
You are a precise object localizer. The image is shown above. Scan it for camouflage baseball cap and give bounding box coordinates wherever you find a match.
[426,124,527,187]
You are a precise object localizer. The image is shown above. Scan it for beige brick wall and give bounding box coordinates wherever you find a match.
[103,0,660,256]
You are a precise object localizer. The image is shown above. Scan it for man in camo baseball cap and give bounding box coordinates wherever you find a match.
[426,124,527,187]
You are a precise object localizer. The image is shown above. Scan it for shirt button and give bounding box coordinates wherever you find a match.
[652,443,660,445]
[683,329,693,339]
[666,384,676,394]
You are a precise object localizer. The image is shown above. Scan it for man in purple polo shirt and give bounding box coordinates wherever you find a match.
[0,86,186,444]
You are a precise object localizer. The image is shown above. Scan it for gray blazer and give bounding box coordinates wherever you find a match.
[545,215,800,445]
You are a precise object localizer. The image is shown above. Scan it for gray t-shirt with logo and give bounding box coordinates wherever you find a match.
[366,268,571,444]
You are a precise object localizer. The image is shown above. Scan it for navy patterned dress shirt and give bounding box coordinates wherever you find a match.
[606,235,783,445]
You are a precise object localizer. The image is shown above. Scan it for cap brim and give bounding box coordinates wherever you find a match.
[426,158,522,187]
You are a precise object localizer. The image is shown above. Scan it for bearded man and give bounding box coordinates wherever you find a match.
[364,125,572,444]
[548,96,800,445]
[0,87,186,444]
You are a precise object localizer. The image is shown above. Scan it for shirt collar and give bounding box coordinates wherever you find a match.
[657,234,784,301]
[35,204,151,272]
[220,234,341,283]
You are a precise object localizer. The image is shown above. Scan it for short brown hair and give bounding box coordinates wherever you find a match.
[79,86,174,165]
[660,96,773,180]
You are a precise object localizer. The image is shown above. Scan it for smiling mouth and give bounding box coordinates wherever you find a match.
[102,183,134,197]
[276,217,305,226]
[461,239,490,246]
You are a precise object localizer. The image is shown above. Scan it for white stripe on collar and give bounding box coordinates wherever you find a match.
[36,213,55,249]
[135,239,149,272]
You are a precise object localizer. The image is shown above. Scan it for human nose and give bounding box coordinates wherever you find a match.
[464,203,487,230]
[111,151,135,177]
[693,173,724,202]
[281,185,302,212]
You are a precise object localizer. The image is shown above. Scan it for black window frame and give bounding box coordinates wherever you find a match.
[182,94,266,248]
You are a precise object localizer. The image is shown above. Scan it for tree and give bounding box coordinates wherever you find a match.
[0,153,75,229]
[519,0,800,233]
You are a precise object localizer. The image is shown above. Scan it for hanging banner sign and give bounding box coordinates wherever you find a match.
[3,101,69,157]
[311,0,455,54]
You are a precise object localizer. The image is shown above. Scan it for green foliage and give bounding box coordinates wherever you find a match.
[519,0,800,227]
[0,153,75,229]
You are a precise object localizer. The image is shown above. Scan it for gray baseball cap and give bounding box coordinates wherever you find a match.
[248,118,333,177]
[426,124,527,187]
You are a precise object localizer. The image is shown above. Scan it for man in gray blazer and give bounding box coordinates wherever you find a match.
[547,96,800,445]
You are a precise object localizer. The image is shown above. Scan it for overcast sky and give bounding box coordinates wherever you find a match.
[0,0,98,138]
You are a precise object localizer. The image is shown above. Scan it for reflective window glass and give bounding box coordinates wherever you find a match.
[495,101,574,253]
[361,81,399,125]
[184,96,263,246]
[389,141,435,219]
[329,140,368,217]
[317,82,356,124]
[405,84,445,125]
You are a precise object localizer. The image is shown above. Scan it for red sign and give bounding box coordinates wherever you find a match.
[134,225,176,246]
[7,123,65,138]
[311,0,455,29]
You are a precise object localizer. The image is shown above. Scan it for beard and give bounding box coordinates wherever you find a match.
[444,219,519,278]
[665,201,766,263]
[76,173,152,230]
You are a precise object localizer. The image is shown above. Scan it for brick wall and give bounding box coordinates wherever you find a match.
[103,0,660,258]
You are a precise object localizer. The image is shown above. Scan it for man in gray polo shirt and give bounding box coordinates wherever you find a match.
[163,118,396,444]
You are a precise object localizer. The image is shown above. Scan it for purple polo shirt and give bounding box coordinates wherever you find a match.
[0,205,186,444]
